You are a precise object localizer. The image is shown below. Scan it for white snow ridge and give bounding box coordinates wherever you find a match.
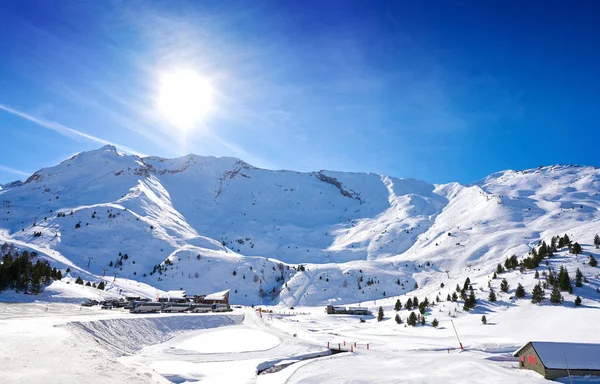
[1,147,599,383]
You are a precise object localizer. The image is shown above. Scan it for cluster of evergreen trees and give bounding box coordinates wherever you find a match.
[406,311,427,326]
[74,276,105,290]
[0,250,61,294]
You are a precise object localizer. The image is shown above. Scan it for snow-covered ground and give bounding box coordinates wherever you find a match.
[1,147,600,382]
[1,295,598,383]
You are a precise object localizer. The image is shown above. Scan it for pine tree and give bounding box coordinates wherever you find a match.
[97,281,105,290]
[377,306,384,322]
[571,242,582,255]
[515,283,526,299]
[432,318,439,328]
[575,268,583,287]
[534,270,539,279]
[550,284,563,304]
[75,277,84,285]
[481,315,487,325]
[420,314,425,325]
[590,255,598,267]
[456,284,461,292]
[395,313,402,324]
[500,279,509,293]
[451,292,458,302]
[496,264,504,274]
[446,293,451,301]
[463,290,477,311]
[414,282,418,289]
[405,298,413,310]
[407,311,418,326]
[394,299,402,311]
[558,266,572,292]
[531,283,545,304]
[594,234,600,249]
[463,277,471,291]
[575,295,582,307]
[488,289,497,302]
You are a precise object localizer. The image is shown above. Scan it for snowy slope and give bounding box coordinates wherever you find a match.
[0,146,599,307]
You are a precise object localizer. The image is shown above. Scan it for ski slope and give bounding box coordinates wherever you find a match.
[0,147,599,308]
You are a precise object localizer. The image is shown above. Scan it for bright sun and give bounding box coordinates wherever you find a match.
[157,69,214,129]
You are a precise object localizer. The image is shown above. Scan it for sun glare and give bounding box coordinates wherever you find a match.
[157,69,214,130]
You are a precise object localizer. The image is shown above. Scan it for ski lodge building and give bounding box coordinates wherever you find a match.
[513,341,600,380]
[195,289,230,305]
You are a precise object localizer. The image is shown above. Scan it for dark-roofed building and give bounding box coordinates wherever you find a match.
[196,289,230,305]
[513,341,600,380]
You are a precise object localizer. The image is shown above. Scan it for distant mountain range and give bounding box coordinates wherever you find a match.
[1,145,599,305]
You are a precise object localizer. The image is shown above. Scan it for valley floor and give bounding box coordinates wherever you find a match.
[1,298,599,384]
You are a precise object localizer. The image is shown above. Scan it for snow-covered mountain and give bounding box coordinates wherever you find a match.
[1,145,599,305]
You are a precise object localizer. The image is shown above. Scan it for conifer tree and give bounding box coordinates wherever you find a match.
[405,298,413,310]
[574,295,582,307]
[75,277,84,285]
[488,289,497,302]
[377,306,384,321]
[395,313,402,324]
[432,318,439,328]
[550,284,563,304]
[590,255,598,267]
[451,292,458,302]
[531,283,545,304]
[558,266,572,292]
[481,315,487,325]
[394,299,402,311]
[515,283,526,299]
[496,264,504,274]
[594,234,600,249]
[407,311,417,326]
[571,242,582,255]
[500,279,509,293]
[463,290,477,311]
[420,314,425,325]
[97,281,105,290]
[534,270,539,279]
[446,293,451,301]
[492,271,497,279]
[575,268,583,287]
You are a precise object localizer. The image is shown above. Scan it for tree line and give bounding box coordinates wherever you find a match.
[0,250,61,294]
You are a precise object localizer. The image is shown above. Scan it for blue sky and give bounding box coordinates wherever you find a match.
[1,0,599,184]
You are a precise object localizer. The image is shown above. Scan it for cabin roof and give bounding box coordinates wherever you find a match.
[514,342,600,370]
[203,289,230,301]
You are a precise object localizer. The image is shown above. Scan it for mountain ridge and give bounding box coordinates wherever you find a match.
[1,146,600,306]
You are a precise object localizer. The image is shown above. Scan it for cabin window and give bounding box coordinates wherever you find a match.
[527,355,536,364]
